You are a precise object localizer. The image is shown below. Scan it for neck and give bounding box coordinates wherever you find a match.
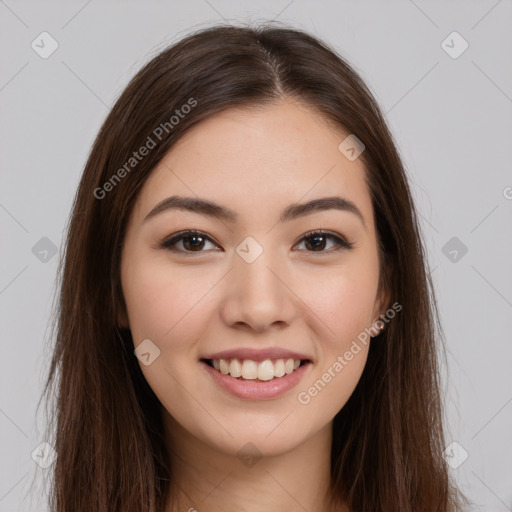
[162,413,341,512]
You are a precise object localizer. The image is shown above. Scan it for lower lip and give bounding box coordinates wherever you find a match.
[201,361,311,400]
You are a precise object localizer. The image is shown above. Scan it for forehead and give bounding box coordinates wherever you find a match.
[132,99,373,228]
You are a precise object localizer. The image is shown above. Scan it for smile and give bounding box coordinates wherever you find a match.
[200,358,312,400]
[205,357,308,380]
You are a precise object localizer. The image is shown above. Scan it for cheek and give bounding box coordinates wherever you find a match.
[294,258,380,348]
[297,346,369,421]
[291,255,378,414]
[328,276,376,342]
[122,259,215,414]
[294,271,375,417]
[122,256,214,346]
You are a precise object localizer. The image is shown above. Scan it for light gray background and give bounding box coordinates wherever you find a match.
[1,1,511,510]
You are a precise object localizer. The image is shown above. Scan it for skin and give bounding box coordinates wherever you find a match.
[120,98,389,512]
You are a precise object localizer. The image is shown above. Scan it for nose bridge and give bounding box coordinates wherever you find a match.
[221,238,294,330]
[236,247,281,295]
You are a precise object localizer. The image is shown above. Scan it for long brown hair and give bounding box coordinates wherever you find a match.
[38,22,468,511]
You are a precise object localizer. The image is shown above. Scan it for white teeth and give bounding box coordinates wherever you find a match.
[209,357,306,380]
[241,360,258,379]
[257,360,274,381]
[229,358,242,378]
[274,359,285,378]
[219,359,230,374]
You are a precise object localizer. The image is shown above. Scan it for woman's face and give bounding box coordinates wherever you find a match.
[120,98,388,457]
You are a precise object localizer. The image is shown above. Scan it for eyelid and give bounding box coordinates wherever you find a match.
[159,229,220,254]
[159,229,354,254]
[296,229,354,251]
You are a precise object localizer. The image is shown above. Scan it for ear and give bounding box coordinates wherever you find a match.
[372,283,391,325]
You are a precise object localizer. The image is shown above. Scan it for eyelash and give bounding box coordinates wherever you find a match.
[159,229,354,255]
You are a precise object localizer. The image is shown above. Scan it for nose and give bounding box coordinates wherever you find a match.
[219,248,298,333]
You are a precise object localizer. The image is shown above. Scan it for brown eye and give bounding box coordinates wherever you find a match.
[295,231,354,253]
[160,229,354,256]
[160,230,219,253]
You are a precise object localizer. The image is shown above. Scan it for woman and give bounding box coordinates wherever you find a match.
[40,22,468,511]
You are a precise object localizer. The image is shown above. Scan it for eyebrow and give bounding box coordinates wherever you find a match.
[143,195,366,228]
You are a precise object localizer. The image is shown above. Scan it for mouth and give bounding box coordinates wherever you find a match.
[199,357,312,400]
[201,357,311,381]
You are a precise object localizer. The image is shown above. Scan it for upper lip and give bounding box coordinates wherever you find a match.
[201,347,313,363]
